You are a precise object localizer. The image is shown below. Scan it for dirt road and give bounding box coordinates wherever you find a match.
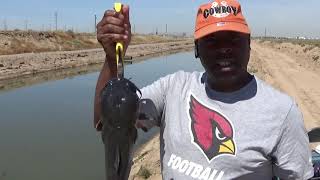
[129,40,320,179]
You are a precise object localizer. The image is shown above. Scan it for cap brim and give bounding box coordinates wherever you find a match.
[194,22,250,40]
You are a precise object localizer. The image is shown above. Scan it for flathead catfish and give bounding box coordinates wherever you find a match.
[100,77,141,180]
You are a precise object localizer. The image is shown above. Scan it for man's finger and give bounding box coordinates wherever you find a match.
[124,23,131,31]
[97,33,128,42]
[98,11,114,28]
[103,9,124,19]
[99,24,125,34]
[103,10,116,18]
[98,13,125,27]
[101,16,124,28]
[122,5,130,24]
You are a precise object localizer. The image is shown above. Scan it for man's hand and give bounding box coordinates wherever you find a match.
[97,4,131,60]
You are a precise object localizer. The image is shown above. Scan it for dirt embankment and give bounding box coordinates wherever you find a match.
[129,39,320,180]
[0,31,193,82]
[0,30,187,55]
[0,41,193,83]
[256,39,320,72]
[0,31,99,55]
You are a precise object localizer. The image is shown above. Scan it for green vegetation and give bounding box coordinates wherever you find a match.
[137,166,152,179]
[248,67,258,74]
[135,151,149,162]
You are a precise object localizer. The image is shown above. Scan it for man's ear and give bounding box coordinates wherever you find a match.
[194,40,199,58]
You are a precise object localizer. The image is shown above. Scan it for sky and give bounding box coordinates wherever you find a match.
[0,0,319,38]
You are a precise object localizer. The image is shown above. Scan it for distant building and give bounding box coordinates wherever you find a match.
[296,36,306,40]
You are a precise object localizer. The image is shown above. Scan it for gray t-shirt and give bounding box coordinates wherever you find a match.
[140,71,313,180]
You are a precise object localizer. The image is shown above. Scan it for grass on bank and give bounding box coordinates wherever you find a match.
[137,166,152,179]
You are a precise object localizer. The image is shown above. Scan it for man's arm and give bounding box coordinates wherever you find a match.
[273,101,314,179]
[93,56,116,131]
[94,5,131,131]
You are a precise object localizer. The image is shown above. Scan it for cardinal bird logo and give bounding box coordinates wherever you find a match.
[188,94,236,162]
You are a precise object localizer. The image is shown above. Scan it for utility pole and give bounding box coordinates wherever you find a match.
[156,27,158,35]
[3,19,7,31]
[54,11,58,31]
[133,24,135,34]
[264,27,267,38]
[25,20,28,31]
[166,24,167,35]
[94,14,97,33]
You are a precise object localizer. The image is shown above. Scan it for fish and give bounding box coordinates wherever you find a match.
[100,77,141,180]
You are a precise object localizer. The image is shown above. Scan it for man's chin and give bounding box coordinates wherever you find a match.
[211,70,239,81]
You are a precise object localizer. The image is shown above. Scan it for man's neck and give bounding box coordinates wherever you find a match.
[206,72,253,93]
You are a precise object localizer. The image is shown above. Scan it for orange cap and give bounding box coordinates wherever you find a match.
[194,0,250,40]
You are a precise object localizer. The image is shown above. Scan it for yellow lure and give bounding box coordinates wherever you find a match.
[114,2,124,71]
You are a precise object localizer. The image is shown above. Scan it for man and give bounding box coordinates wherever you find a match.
[94,0,314,179]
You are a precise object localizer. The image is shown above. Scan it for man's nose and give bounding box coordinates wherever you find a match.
[217,48,232,54]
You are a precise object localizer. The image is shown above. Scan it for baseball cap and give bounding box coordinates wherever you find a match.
[194,0,250,40]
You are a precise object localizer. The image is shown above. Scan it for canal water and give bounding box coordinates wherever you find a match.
[0,51,204,180]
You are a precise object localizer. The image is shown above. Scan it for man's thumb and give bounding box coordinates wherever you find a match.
[122,5,130,23]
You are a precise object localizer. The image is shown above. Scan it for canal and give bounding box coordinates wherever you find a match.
[0,51,204,180]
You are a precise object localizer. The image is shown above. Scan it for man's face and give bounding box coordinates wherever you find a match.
[197,31,250,81]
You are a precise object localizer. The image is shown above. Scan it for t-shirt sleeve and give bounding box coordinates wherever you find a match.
[139,72,178,126]
[273,101,314,179]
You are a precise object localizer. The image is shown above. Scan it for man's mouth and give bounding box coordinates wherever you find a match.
[217,61,232,67]
[213,59,237,72]
[216,58,235,67]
